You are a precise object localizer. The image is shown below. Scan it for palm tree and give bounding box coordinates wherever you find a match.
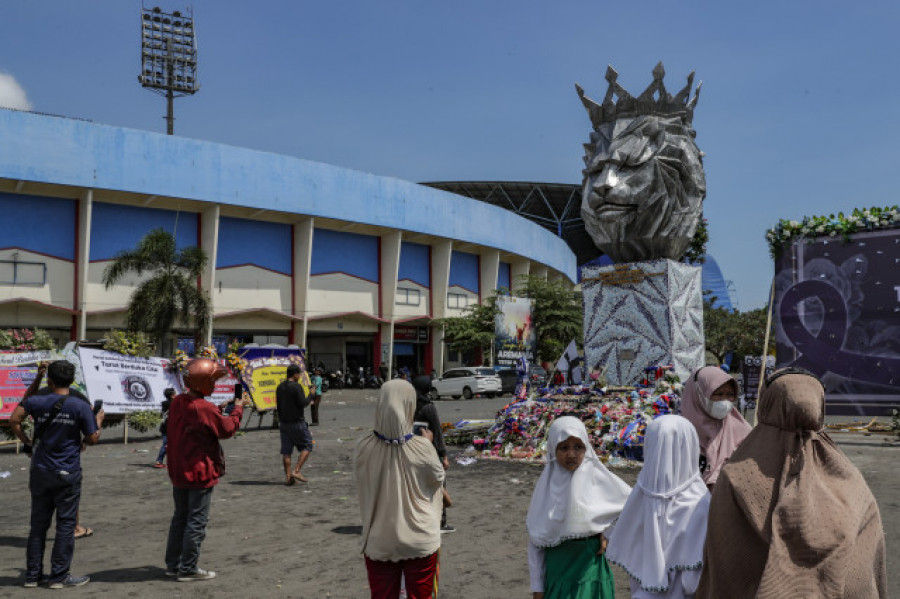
[102,228,211,355]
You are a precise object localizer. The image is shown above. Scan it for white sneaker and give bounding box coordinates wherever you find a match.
[176,569,216,582]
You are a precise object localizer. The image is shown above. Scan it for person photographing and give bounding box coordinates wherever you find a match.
[411,375,454,533]
[9,360,104,589]
[164,358,243,582]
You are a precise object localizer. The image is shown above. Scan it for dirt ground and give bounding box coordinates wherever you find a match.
[1,389,897,598]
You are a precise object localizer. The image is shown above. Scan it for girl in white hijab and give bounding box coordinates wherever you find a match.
[606,415,710,598]
[355,380,445,599]
[526,416,632,599]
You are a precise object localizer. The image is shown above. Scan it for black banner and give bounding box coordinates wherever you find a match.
[774,229,900,415]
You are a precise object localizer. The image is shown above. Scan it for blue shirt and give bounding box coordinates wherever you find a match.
[313,374,323,394]
[24,393,97,473]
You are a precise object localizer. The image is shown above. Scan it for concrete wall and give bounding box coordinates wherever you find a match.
[214,265,292,316]
[307,273,379,317]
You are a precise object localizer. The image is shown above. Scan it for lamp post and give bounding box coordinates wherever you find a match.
[138,5,199,135]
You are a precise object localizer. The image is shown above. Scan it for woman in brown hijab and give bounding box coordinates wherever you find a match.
[696,368,887,599]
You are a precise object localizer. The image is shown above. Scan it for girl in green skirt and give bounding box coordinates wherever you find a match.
[526,416,632,599]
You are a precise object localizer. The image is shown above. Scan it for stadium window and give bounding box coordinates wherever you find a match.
[396,287,421,306]
[0,259,47,286]
[447,292,469,309]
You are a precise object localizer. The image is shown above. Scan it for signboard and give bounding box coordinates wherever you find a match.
[494,296,535,367]
[0,364,38,418]
[774,228,900,415]
[240,349,308,411]
[582,264,665,286]
[0,346,82,419]
[741,355,776,402]
[209,369,240,405]
[79,348,182,415]
[0,350,58,367]
[394,326,428,342]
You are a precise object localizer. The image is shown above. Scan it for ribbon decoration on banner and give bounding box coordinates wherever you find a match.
[780,280,900,387]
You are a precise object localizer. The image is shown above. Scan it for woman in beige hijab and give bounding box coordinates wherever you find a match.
[696,368,887,598]
[355,379,445,599]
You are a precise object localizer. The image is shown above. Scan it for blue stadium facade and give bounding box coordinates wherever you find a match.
[0,109,575,374]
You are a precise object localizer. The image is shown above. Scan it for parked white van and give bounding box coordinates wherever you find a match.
[430,367,502,399]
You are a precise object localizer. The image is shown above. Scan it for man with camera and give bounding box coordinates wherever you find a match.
[165,358,243,582]
[9,360,105,589]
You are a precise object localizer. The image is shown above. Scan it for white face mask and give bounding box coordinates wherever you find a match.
[706,399,733,420]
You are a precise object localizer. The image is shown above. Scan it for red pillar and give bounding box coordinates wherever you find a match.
[424,330,433,374]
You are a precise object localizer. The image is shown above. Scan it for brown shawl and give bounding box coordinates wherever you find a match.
[696,369,886,599]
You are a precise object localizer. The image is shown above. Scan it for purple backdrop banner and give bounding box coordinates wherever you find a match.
[774,228,900,415]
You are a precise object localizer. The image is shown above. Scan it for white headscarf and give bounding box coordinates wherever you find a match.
[606,415,710,593]
[355,380,445,562]
[526,416,631,548]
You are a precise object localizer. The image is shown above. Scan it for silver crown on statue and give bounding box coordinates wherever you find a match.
[575,62,702,129]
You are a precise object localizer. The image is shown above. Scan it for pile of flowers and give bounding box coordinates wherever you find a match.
[170,348,190,372]
[468,388,678,463]
[0,328,56,351]
[766,206,900,259]
[225,341,246,375]
[169,342,246,377]
[197,345,218,359]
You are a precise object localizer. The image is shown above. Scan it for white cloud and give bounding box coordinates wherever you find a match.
[0,73,32,110]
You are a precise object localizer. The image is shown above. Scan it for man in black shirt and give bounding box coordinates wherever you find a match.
[275,364,312,485]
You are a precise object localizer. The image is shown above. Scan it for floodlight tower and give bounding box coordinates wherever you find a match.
[139,5,199,135]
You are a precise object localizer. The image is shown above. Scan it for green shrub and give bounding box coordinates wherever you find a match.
[1,418,32,441]
[127,410,162,433]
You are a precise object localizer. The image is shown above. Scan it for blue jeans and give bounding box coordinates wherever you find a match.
[156,434,167,463]
[165,487,213,574]
[26,468,82,583]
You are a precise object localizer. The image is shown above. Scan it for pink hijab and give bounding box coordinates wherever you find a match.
[681,366,751,487]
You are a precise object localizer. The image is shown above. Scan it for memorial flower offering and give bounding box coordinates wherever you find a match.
[458,388,677,464]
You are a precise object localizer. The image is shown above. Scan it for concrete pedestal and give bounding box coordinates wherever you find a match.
[582,259,704,385]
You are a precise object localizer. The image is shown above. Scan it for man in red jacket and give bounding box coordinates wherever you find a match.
[164,358,242,582]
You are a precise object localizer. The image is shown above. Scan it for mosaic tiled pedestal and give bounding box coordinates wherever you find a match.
[582,259,704,386]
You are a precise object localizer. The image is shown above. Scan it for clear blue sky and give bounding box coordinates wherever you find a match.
[3,1,899,310]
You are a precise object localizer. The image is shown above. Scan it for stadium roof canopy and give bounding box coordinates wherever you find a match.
[422,181,601,266]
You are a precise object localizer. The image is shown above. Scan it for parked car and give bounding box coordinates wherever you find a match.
[430,367,502,400]
[496,368,519,396]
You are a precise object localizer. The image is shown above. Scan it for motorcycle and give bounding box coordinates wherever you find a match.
[344,371,355,388]
[365,370,383,389]
[326,369,343,390]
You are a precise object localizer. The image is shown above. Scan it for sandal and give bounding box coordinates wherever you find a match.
[74,527,93,539]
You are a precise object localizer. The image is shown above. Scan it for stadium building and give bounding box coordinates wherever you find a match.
[0,109,575,375]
